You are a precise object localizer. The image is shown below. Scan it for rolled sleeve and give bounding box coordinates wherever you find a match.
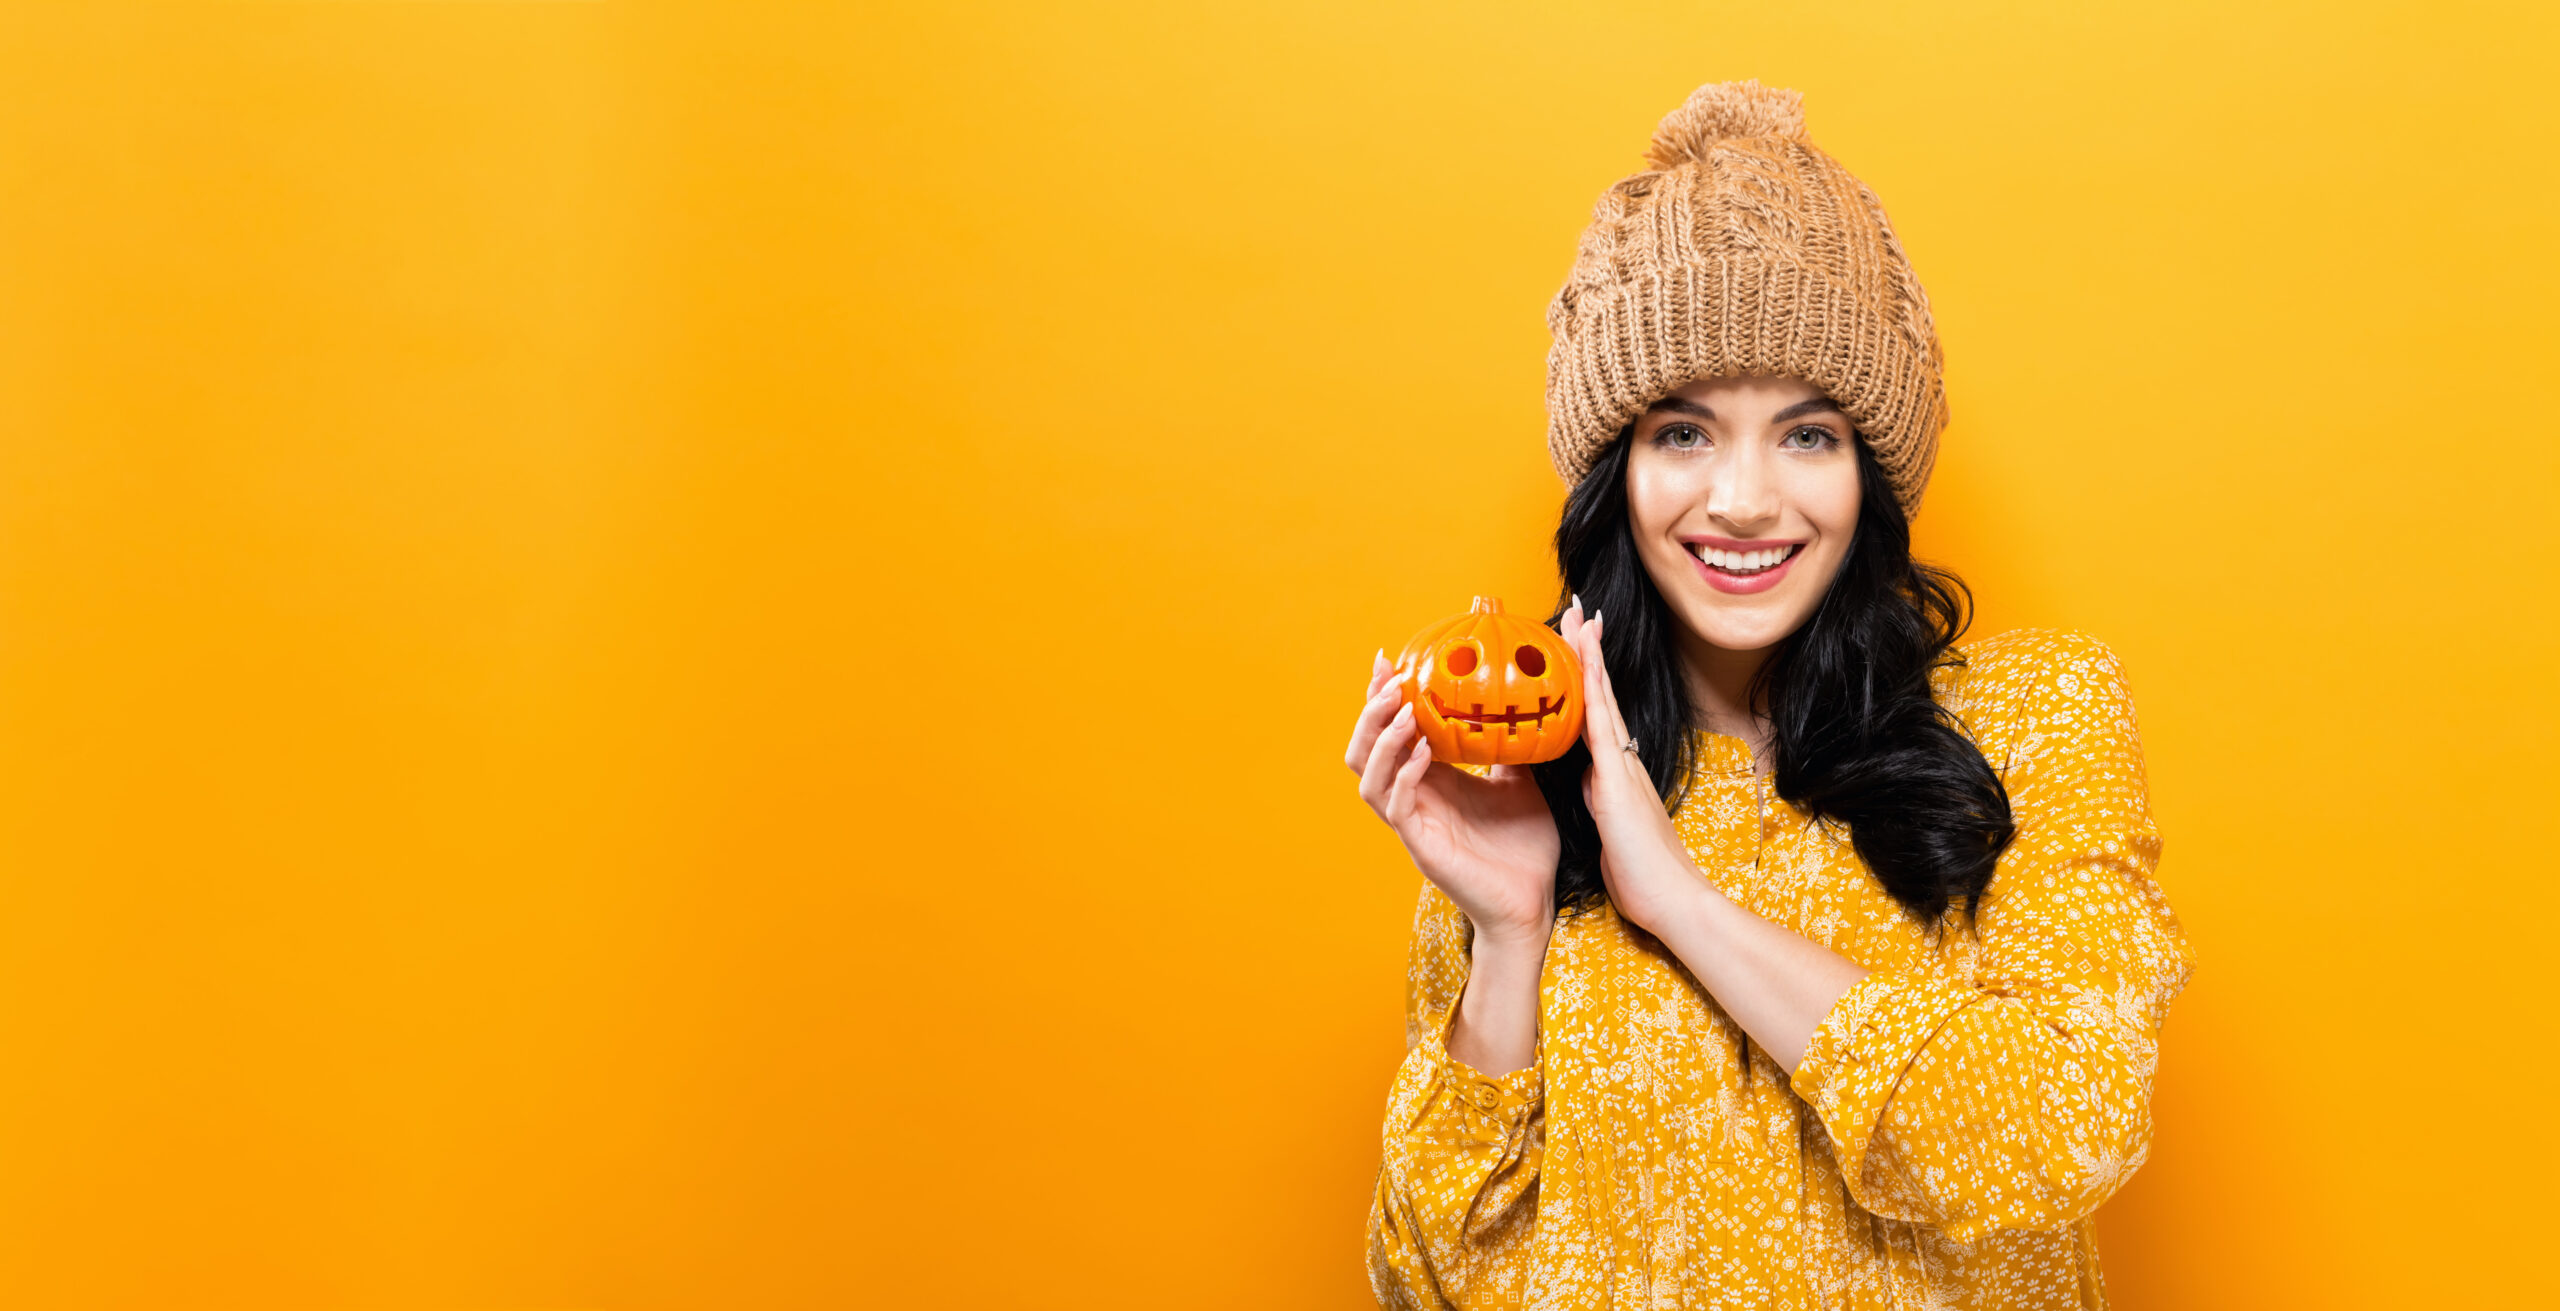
[1367,884,1545,1310]
[1411,998,1545,1140]
[1790,970,1987,1175]
[1790,633,2198,1242]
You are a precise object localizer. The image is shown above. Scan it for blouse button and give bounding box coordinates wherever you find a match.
[1473,1087,1501,1111]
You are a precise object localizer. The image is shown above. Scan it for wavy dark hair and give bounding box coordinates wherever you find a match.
[1526,427,2015,939]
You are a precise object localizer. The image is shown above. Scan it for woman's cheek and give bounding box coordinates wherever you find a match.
[1633,536,1694,606]
[1811,455,1863,538]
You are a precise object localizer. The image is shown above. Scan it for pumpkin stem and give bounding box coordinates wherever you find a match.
[1472,595,1503,614]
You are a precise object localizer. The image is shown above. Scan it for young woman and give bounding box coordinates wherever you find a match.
[1348,82,2196,1309]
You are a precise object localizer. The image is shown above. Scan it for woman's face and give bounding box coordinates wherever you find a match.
[1624,375,1863,656]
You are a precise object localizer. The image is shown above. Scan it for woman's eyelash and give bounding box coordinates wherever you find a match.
[1654,423,1841,448]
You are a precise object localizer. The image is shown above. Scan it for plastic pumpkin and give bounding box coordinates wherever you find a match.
[1393,596,1585,765]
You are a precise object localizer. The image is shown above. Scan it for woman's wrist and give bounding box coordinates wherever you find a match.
[1450,913,1550,1077]
[1640,872,1731,966]
[1467,906,1555,958]
[1608,837,1717,939]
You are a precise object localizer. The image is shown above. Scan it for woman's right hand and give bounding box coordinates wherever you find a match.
[1346,651,1561,946]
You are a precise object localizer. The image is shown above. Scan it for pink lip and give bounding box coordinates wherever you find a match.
[1688,541,1804,594]
[1678,535,1805,552]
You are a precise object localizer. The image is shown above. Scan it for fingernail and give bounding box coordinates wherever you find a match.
[1375,647,1387,664]
[1593,608,1603,626]
[1572,592,1583,611]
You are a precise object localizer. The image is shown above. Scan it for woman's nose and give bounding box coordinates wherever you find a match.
[1706,453,1779,531]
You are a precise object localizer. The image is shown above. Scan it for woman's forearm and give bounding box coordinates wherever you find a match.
[1651,879,1868,1077]
[1445,922,1549,1077]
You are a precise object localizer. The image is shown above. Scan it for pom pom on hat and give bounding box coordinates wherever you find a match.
[1644,79,1806,167]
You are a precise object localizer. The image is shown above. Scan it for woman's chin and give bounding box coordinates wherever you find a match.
[1672,596,1819,655]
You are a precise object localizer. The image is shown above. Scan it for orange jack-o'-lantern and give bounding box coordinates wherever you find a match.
[1394,596,1585,765]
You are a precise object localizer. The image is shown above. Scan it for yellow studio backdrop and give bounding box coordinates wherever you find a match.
[0,1,2552,1306]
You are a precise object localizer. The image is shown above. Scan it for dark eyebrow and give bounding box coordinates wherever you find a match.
[1644,395,1842,423]
[1645,396,1716,419]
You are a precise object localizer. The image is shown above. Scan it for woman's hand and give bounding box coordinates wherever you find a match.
[1560,601,1709,938]
[1345,652,1559,947]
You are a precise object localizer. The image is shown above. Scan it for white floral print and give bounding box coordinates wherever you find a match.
[1368,629,2198,1310]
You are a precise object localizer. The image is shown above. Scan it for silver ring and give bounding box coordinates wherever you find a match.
[1622,739,1641,755]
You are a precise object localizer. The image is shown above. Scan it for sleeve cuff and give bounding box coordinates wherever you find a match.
[1789,970,1984,1164]
[1418,1000,1542,1126]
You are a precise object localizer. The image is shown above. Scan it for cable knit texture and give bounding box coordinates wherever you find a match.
[1545,80,1948,516]
[1367,629,2198,1309]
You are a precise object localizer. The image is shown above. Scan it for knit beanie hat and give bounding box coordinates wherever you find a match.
[1544,80,1947,516]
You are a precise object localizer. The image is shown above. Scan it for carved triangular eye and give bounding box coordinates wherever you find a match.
[1514,645,1547,676]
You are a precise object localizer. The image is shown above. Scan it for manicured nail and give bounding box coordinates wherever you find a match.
[1593,608,1603,626]
[1375,647,1387,664]
[1394,701,1414,722]
[1572,592,1583,611]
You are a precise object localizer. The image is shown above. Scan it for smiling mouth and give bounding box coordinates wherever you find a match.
[1687,542,1804,576]
[1427,690,1569,734]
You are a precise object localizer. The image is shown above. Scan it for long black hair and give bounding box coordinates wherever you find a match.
[1527,427,2015,938]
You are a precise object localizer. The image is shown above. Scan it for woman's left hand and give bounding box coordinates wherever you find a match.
[1562,599,1710,938]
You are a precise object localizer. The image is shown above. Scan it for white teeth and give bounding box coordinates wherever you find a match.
[1695,545,1793,573]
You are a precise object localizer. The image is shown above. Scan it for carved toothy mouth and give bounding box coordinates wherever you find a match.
[1426,690,1569,735]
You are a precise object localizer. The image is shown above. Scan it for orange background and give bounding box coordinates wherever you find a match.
[2,2,2554,1306]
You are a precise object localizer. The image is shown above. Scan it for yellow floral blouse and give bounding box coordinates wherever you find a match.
[1366,629,2197,1310]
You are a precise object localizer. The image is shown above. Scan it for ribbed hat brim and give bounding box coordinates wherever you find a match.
[1545,252,1944,516]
